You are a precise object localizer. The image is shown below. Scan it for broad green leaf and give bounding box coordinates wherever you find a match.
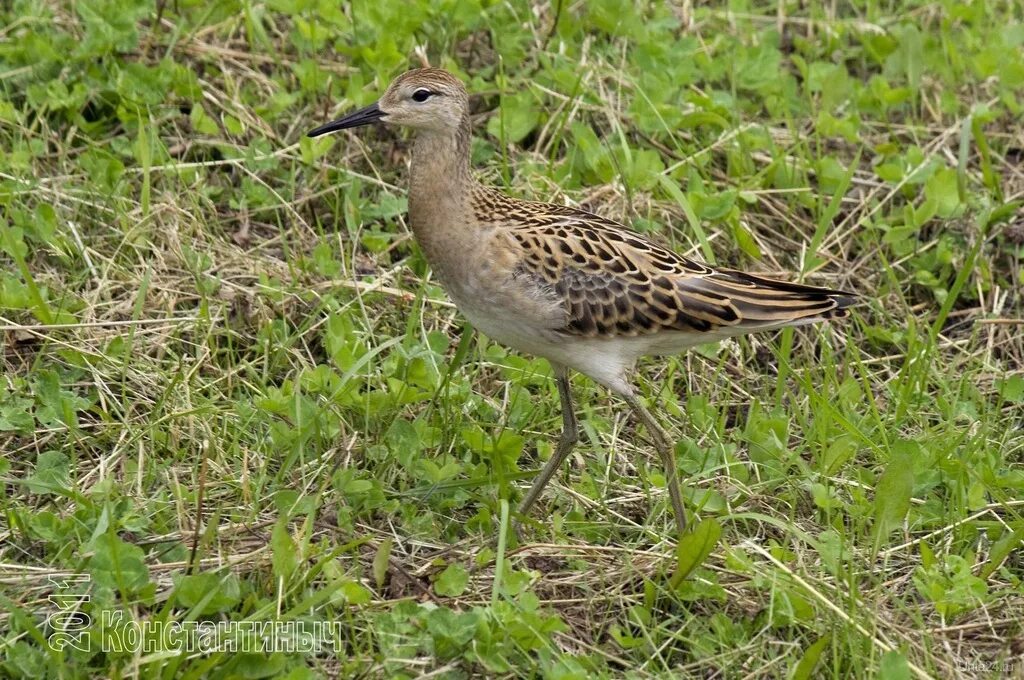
[691,189,736,220]
[434,563,469,597]
[339,580,372,605]
[33,370,90,430]
[878,650,911,680]
[912,554,989,618]
[670,518,722,587]
[271,519,299,581]
[873,441,917,544]
[272,489,318,516]
[372,538,392,590]
[88,533,150,596]
[0,224,28,260]
[425,607,480,656]
[925,167,961,218]
[623,148,665,190]
[487,91,540,144]
[732,219,762,259]
[190,104,219,135]
[25,451,70,495]
[791,634,830,680]
[920,541,935,569]
[997,375,1024,403]
[173,572,241,615]
[979,527,1024,580]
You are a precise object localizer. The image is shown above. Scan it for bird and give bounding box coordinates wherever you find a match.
[308,68,857,536]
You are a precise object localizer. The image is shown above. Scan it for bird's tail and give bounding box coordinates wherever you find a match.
[692,269,860,327]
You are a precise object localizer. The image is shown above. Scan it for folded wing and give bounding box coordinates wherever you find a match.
[505,211,857,339]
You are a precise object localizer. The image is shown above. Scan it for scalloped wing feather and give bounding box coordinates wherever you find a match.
[497,204,857,340]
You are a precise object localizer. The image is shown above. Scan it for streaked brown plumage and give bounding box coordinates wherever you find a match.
[309,67,858,537]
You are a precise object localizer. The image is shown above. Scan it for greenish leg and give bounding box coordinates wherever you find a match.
[516,364,579,526]
[623,392,688,535]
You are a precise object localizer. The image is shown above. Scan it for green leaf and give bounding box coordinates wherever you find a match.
[76,0,147,55]
[623,148,665,190]
[670,518,722,587]
[33,369,91,430]
[190,104,220,135]
[88,533,150,596]
[925,167,961,218]
[874,162,904,183]
[691,189,736,221]
[339,580,372,605]
[173,572,242,615]
[997,375,1024,403]
[791,634,830,680]
[873,441,917,544]
[25,451,70,495]
[912,554,989,618]
[426,607,480,656]
[878,650,911,680]
[434,563,470,597]
[822,436,857,475]
[920,541,935,569]
[979,527,1024,580]
[271,519,299,581]
[732,219,762,259]
[487,91,540,144]
[491,431,525,466]
[3,641,47,677]
[0,224,28,260]
[272,489,319,516]
[372,538,392,590]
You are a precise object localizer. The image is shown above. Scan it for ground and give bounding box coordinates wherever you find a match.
[1,1,1023,678]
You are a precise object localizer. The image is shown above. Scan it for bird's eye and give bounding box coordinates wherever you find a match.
[411,89,433,103]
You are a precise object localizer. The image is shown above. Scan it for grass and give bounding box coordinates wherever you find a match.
[1,0,1023,677]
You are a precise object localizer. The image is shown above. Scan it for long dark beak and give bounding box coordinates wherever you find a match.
[306,101,384,137]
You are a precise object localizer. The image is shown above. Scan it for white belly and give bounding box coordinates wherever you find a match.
[437,259,711,396]
[452,293,639,395]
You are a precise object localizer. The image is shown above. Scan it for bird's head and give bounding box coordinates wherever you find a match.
[307,68,469,138]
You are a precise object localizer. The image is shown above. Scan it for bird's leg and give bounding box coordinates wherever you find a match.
[516,366,579,526]
[623,392,688,535]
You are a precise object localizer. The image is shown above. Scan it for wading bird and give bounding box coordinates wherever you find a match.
[308,68,856,535]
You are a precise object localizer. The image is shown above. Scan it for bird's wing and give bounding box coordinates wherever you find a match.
[503,207,856,339]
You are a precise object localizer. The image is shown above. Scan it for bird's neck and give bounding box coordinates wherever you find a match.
[408,116,478,270]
